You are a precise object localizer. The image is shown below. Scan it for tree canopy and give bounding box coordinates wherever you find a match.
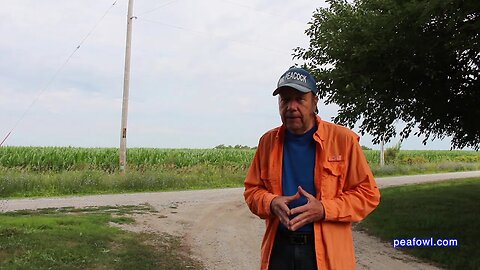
[294,0,480,149]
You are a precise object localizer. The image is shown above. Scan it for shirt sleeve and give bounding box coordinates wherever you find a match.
[244,139,279,219]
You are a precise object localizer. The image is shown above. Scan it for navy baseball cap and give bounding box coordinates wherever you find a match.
[273,67,318,96]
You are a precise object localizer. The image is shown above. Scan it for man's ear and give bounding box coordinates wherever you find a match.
[313,94,319,114]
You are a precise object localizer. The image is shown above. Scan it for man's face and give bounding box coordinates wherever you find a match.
[278,87,318,135]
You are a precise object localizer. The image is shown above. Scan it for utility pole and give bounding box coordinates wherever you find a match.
[380,136,385,167]
[119,0,134,173]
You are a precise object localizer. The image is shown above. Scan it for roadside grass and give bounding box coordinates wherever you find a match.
[0,165,246,198]
[370,161,480,177]
[358,177,480,270]
[0,205,204,270]
[1,161,480,198]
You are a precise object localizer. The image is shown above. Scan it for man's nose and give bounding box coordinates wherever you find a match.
[287,100,299,110]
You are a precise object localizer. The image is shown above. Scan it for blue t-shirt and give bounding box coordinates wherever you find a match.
[281,126,317,232]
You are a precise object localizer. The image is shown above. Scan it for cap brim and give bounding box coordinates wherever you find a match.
[272,84,312,96]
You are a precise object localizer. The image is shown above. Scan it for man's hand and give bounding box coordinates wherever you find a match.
[270,192,301,229]
[288,186,325,231]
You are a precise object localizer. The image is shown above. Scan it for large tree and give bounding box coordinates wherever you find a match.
[294,0,480,149]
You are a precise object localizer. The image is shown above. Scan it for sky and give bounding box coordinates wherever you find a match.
[0,0,456,150]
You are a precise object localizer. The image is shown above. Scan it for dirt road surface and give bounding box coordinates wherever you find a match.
[2,171,479,269]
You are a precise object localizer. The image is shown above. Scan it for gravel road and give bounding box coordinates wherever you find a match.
[2,170,479,269]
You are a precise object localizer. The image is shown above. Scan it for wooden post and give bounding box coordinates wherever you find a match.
[119,0,134,173]
[380,136,385,167]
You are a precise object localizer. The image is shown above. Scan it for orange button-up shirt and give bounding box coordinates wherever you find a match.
[244,116,380,270]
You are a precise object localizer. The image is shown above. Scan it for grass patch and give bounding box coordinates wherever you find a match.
[370,161,480,177]
[1,162,480,198]
[0,205,204,270]
[358,177,480,270]
[0,165,246,198]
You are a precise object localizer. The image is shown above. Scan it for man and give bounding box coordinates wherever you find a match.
[244,67,380,270]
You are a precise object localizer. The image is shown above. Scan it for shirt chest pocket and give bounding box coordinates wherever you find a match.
[260,166,281,194]
[321,162,344,198]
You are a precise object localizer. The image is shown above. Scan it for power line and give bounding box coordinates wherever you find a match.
[220,0,308,25]
[0,0,119,147]
[134,0,307,57]
[137,18,291,55]
[136,0,181,16]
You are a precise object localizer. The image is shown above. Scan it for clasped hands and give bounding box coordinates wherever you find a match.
[270,186,325,231]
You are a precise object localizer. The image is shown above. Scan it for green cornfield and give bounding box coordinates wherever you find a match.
[0,146,254,172]
[1,147,480,172]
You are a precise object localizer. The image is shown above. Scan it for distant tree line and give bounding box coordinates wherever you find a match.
[215,144,371,151]
[214,144,257,149]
